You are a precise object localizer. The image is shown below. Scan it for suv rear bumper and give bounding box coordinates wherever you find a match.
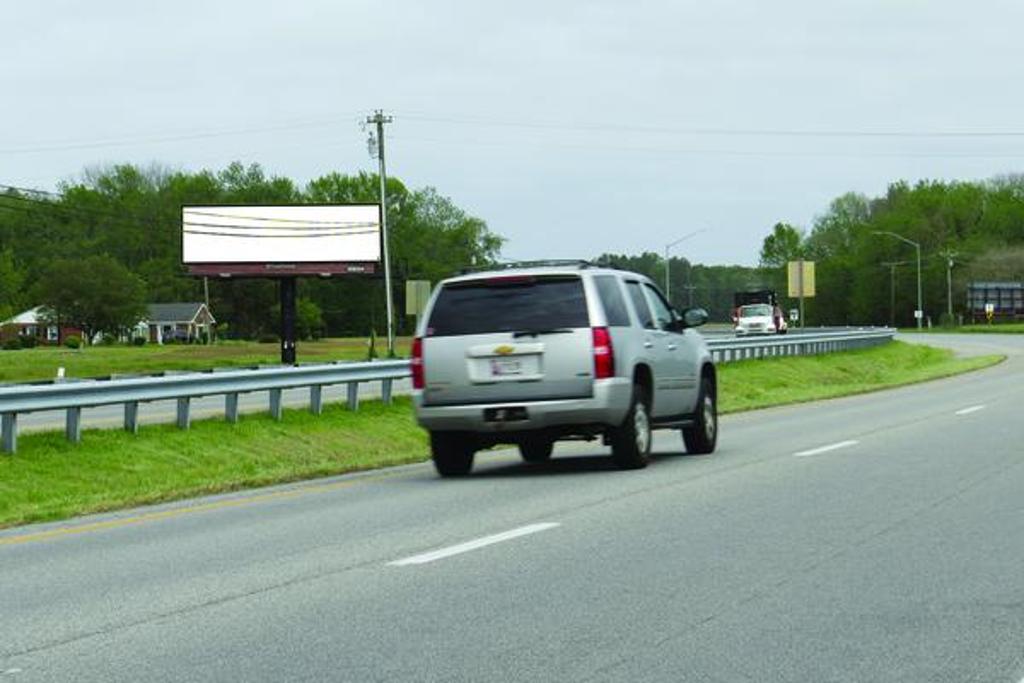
[414,377,633,433]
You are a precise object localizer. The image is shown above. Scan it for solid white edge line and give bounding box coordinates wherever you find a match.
[388,522,561,566]
[794,439,860,458]
[955,404,986,416]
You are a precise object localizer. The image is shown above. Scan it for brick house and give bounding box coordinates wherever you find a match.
[0,307,83,345]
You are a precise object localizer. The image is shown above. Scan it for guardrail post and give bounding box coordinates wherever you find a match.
[124,402,139,434]
[347,382,360,411]
[382,379,393,405]
[177,398,191,430]
[270,389,283,421]
[225,393,239,423]
[2,412,16,453]
[66,407,82,444]
[310,385,323,415]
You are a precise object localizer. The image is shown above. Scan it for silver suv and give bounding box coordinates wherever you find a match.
[411,261,718,476]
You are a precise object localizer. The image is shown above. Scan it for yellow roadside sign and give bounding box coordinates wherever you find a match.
[787,260,816,298]
[406,280,432,316]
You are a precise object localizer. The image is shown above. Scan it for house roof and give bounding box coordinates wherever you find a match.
[146,303,214,324]
[3,306,44,325]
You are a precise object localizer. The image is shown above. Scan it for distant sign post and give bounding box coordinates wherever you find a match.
[985,302,995,323]
[405,280,432,320]
[181,204,382,364]
[787,260,816,329]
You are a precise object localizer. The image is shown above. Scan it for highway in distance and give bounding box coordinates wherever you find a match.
[0,333,1022,682]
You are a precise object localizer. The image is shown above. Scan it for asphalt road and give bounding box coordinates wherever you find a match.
[1,333,1022,682]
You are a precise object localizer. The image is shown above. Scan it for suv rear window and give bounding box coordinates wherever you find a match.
[593,276,631,327]
[427,276,590,336]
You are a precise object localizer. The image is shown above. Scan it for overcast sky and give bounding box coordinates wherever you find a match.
[4,1,1024,265]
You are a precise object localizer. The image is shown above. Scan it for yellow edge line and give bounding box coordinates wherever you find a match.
[0,471,400,547]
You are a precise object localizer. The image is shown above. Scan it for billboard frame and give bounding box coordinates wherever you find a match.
[180,202,383,278]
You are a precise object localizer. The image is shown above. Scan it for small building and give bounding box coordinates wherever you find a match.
[147,303,216,344]
[0,307,82,345]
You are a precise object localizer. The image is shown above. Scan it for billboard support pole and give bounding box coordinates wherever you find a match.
[280,277,297,365]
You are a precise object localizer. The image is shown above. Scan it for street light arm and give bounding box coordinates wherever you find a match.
[872,231,923,329]
[872,230,919,249]
[666,228,707,251]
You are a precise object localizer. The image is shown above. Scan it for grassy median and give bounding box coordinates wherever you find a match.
[718,340,1002,413]
[900,323,1024,334]
[0,399,429,529]
[0,337,413,384]
[0,341,1003,529]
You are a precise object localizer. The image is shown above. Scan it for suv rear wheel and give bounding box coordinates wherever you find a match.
[430,432,476,476]
[682,377,717,455]
[610,383,651,469]
[519,437,554,463]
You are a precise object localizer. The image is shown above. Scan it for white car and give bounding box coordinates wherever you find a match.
[734,304,787,336]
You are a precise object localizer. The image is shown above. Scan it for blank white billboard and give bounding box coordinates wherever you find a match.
[182,205,381,269]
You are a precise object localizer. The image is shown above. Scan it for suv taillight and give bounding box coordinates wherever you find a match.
[592,326,615,379]
[411,337,425,389]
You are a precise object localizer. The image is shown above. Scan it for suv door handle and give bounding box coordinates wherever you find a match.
[666,343,677,351]
[643,341,654,349]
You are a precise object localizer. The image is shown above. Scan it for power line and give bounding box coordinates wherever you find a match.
[184,209,377,227]
[400,112,1024,139]
[0,115,362,155]
[390,133,1024,160]
[181,228,380,239]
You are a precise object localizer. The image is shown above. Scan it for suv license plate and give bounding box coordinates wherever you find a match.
[484,407,528,422]
[490,358,523,376]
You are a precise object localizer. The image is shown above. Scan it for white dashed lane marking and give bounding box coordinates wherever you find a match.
[794,440,860,458]
[389,523,561,566]
[955,405,985,416]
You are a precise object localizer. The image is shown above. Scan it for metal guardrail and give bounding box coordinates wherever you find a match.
[706,328,895,364]
[0,328,895,453]
[0,360,409,453]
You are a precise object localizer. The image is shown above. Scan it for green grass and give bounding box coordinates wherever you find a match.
[718,341,1002,413]
[0,341,1003,529]
[900,323,1024,334]
[0,337,413,384]
[0,398,428,529]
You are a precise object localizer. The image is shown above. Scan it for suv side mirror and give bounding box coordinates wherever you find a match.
[680,308,709,329]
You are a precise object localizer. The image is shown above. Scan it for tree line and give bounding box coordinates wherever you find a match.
[0,163,503,340]
[602,175,1024,328]
[758,175,1024,327]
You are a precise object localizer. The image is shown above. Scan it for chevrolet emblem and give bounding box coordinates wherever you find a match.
[494,345,515,355]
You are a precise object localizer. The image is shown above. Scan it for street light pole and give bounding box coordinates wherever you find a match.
[664,229,706,304]
[874,231,923,329]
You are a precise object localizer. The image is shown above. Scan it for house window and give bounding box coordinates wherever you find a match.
[47,326,59,342]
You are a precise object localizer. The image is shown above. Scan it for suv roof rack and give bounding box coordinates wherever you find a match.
[459,259,595,275]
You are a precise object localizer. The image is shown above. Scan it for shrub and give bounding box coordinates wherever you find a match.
[131,336,147,346]
[258,333,280,344]
[19,335,38,349]
[2,338,22,351]
[938,313,957,329]
[100,334,117,346]
[64,335,82,349]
